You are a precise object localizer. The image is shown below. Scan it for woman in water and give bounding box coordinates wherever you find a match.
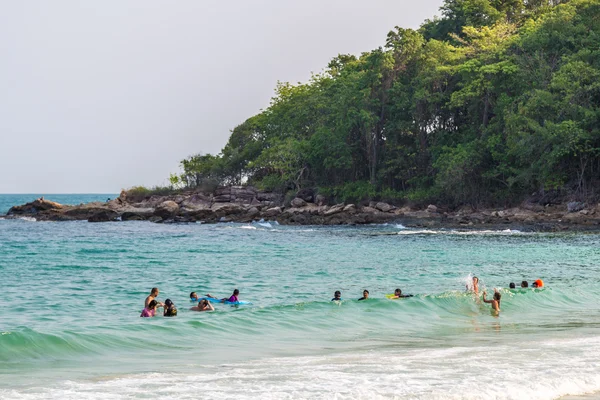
[163,299,178,317]
[141,300,158,317]
[482,289,501,315]
[190,299,214,312]
[467,276,479,294]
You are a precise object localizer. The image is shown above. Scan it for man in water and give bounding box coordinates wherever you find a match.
[509,282,516,289]
[483,289,501,315]
[332,291,342,301]
[358,290,369,301]
[521,281,529,288]
[190,299,214,312]
[145,288,164,308]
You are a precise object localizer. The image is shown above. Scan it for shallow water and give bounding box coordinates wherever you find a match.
[1,195,600,399]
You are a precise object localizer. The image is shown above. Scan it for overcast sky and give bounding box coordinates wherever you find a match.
[0,1,443,193]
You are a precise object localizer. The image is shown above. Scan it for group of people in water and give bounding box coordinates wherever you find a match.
[141,277,545,317]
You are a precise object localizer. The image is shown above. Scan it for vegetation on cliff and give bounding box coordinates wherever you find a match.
[170,0,600,207]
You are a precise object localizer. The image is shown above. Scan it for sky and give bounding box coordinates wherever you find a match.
[0,0,443,193]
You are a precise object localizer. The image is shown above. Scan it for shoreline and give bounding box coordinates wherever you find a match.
[3,187,600,232]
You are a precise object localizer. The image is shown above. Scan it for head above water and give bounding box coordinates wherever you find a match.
[233,289,240,296]
[199,299,208,307]
[190,292,198,299]
[165,299,173,307]
[473,277,479,284]
[521,281,529,288]
[151,287,159,296]
[148,300,157,309]
[363,289,369,296]
[334,290,341,298]
[394,288,402,296]
[533,279,544,288]
[509,282,516,289]
[493,291,501,301]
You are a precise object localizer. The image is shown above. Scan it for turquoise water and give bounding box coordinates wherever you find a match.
[1,195,600,399]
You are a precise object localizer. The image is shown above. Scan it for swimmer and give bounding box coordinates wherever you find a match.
[466,276,479,294]
[190,292,199,301]
[509,282,516,289]
[358,290,369,301]
[482,289,501,314]
[532,279,544,288]
[521,281,529,288]
[391,288,413,298]
[332,291,342,301]
[140,300,158,317]
[163,299,177,317]
[224,289,240,303]
[190,299,214,312]
[145,288,164,308]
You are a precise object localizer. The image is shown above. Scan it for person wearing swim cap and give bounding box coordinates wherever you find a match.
[482,289,501,315]
[358,290,369,301]
[163,299,178,317]
[190,299,214,312]
[532,279,544,288]
[332,291,342,301]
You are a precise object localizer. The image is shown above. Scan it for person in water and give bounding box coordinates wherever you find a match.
[532,279,544,288]
[163,299,177,317]
[509,282,516,289]
[225,289,239,302]
[141,300,158,317]
[521,281,529,288]
[145,287,164,308]
[190,299,214,312]
[358,290,369,301]
[332,291,342,301]
[466,277,479,294]
[391,288,413,298]
[482,289,501,314]
[190,292,198,301]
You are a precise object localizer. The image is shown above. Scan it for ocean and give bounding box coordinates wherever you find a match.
[1,194,600,399]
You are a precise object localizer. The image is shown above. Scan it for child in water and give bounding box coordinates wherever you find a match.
[332,291,342,301]
[141,300,158,317]
[466,277,479,294]
[163,299,177,317]
[483,289,501,314]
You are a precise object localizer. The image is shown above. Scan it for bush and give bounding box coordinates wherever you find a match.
[124,185,178,203]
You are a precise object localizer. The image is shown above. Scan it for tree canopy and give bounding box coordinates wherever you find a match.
[172,0,600,206]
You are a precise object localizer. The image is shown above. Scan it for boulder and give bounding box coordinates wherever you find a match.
[88,210,119,222]
[7,198,64,215]
[296,188,315,203]
[121,211,147,221]
[567,201,585,213]
[315,194,327,206]
[375,202,395,213]
[154,201,179,219]
[324,203,345,216]
[148,216,163,223]
[247,207,260,218]
[426,204,438,213]
[291,197,307,208]
[264,207,282,217]
[211,202,245,216]
[343,204,356,212]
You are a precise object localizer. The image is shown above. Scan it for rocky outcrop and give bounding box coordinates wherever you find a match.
[5,190,600,231]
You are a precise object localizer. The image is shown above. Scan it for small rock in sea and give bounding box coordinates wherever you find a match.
[567,202,585,213]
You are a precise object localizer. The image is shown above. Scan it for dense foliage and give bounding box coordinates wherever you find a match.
[172,0,600,206]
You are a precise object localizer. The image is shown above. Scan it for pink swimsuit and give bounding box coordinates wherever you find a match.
[140,308,155,317]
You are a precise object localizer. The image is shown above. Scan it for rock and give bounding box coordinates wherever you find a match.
[7,198,64,215]
[264,207,282,217]
[88,210,119,222]
[121,211,147,221]
[148,216,163,223]
[211,202,245,215]
[247,207,260,217]
[213,194,232,202]
[324,203,345,216]
[567,202,585,213]
[315,194,327,206]
[343,204,356,212]
[426,204,438,213]
[296,188,315,203]
[369,201,378,209]
[375,202,395,212]
[154,201,179,219]
[361,206,378,213]
[291,197,307,208]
